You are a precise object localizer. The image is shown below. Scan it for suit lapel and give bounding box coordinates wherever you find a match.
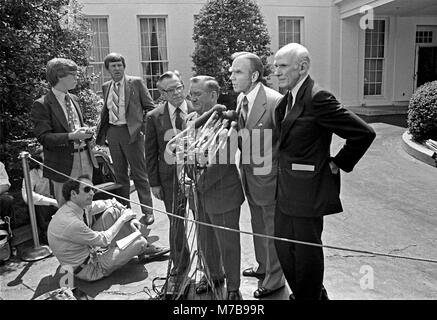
[47,91,70,132]
[124,76,132,113]
[158,102,173,131]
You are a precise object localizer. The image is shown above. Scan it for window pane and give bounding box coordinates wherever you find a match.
[364,20,385,96]
[278,17,302,47]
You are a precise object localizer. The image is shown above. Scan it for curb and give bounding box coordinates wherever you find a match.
[401,131,437,168]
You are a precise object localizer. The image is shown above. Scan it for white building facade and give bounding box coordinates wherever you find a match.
[81,0,437,109]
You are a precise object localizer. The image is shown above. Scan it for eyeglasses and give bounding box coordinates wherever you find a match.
[162,84,184,94]
[82,186,96,193]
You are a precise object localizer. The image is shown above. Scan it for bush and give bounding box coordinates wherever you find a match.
[407,80,437,143]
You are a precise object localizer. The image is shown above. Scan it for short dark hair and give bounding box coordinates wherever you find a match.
[157,70,182,90]
[190,75,220,95]
[62,174,91,201]
[46,58,78,87]
[231,52,264,83]
[104,52,126,69]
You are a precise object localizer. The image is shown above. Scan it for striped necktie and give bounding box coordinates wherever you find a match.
[175,107,183,131]
[110,82,121,122]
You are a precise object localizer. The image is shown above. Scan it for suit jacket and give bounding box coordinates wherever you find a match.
[238,84,283,207]
[95,75,155,145]
[185,111,244,214]
[31,90,97,182]
[275,76,376,217]
[145,100,193,189]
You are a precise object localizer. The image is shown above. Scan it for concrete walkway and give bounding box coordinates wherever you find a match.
[1,122,436,300]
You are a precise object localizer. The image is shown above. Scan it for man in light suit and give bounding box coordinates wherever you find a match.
[229,52,286,299]
[31,58,97,206]
[145,71,191,278]
[188,75,245,300]
[95,53,155,226]
[273,43,376,300]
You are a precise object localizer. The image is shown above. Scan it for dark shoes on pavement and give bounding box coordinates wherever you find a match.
[242,267,265,280]
[138,244,169,263]
[227,290,242,300]
[195,276,225,294]
[139,213,155,226]
[253,285,285,299]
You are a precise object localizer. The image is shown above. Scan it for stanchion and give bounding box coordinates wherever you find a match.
[19,151,52,261]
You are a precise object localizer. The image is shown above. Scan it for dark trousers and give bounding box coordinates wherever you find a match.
[35,205,57,240]
[274,208,325,300]
[0,193,14,218]
[107,125,153,216]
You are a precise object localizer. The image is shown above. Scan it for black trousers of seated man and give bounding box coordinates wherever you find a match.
[274,207,329,300]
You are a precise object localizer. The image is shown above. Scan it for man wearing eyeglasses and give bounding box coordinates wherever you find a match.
[31,58,98,206]
[48,175,169,282]
[95,53,155,226]
[145,70,193,279]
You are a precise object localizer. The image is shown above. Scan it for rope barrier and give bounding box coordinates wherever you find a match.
[27,155,437,264]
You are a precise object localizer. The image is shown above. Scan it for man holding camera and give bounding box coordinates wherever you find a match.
[31,58,97,206]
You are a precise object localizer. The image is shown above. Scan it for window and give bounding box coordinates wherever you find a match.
[139,17,168,101]
[416,31,433,44]
[364,20,385,96]
[85,17,111,93]
[278,17,303,47]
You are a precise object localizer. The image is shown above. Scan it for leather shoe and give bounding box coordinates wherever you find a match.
[242,267,265,280]
[227,290,242,300]
[140,213,154,226]
[138,245,170,262]
[253,285,285,299]
[195,276,225,294]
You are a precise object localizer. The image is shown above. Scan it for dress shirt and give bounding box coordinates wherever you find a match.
[237,82,261,120]
[289,74,309,111]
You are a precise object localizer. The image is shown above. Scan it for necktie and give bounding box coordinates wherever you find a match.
[64,94,76,131]
[283,92,294,121]
[240,96,249,127]
[110,82,120,122]
[82,210,89,227]
[175,107,183,131]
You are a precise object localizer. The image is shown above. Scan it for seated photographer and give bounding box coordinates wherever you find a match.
[21,148,58,244]
[47,174,169,282]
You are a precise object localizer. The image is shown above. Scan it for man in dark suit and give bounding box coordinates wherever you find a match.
[145,71,191,277]
[31,58,97,206]
[273,43,376,300]
[95,53,155,226]
[188,75,245,300]
[229,52,285,299]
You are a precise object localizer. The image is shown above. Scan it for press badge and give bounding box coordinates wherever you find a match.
[291,163,315,171]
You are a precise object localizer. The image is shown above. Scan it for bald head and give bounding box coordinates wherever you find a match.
[274,43,311,90]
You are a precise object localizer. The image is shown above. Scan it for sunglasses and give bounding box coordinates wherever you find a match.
[82,186,96,193]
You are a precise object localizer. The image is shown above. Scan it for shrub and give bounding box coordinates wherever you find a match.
[407,80,437,143]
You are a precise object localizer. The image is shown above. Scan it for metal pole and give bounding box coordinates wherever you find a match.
[19,151,52,262]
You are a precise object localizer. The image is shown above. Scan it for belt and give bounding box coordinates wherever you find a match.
[73,145,88,153]
[73,255,90,275]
